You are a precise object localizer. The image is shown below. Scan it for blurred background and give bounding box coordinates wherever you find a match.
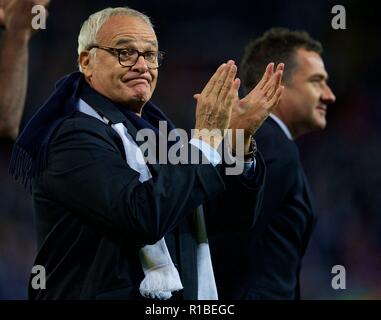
[0,0,380,299]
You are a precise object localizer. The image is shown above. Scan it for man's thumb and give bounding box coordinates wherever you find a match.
[193,93,201,100]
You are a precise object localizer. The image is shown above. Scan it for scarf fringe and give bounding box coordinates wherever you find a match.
[139,264,183,300]
[9,72,83,191]
[9,143,48,191]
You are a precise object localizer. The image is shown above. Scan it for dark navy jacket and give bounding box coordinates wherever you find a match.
[29,91,265,300]
[211,117,316,300]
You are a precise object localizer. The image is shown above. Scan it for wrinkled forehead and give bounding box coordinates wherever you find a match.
[96,15,158,48]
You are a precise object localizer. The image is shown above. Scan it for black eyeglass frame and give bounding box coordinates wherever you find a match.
[87,45,165,69]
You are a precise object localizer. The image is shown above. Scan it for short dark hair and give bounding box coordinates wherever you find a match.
[240,27,323,94]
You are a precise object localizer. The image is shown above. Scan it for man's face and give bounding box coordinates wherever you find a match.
[277,48,336,138]
[80,15,158,114]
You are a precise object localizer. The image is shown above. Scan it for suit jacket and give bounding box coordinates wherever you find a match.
[210,117,316,299]
[29,98,265,300]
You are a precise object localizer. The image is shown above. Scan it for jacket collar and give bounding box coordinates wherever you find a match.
[79,81,131,125]
[268,113,293,140]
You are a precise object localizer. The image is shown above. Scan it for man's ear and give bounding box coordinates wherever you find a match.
[79,51,93,79]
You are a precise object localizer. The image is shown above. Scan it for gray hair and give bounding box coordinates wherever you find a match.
[77,7,154,71]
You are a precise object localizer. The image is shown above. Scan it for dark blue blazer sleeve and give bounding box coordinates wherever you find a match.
[204,151,266,235]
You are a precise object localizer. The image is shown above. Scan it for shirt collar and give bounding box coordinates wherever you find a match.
[269,113,293,140]
[79,81,128,124]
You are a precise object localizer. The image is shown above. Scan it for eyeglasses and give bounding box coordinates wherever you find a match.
[87,45,164,69]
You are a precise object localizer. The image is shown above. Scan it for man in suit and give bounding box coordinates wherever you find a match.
[211,28,336,299]
[11,8,284,299]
